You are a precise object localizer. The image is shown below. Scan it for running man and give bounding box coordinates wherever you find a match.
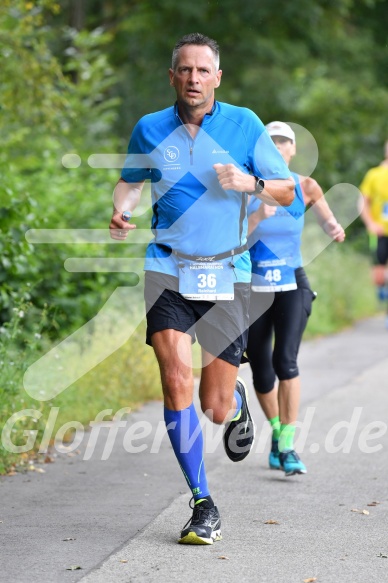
[109,35,294,544]
[246,121,345,476]
[359,140,388,318]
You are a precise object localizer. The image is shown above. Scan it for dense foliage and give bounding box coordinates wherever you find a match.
[1,0,387,332]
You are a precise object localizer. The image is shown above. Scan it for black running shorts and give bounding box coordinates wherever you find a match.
[376,236,388,266]
[144,271,250,367]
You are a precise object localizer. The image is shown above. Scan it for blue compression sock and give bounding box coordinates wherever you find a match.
[164,403,209,501]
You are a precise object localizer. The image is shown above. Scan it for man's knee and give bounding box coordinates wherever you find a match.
[372,265,387,287]
[161,367,191,390]
[200,395,234,425]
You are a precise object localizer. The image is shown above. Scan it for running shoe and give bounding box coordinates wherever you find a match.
[178,502,222,545]
[269,439,281,470]
[279,449,307,476]
[223,377,255,462]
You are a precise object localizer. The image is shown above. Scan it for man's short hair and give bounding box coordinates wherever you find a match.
[172,32,220,72]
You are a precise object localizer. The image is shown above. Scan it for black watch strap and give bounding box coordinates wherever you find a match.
[254,176,265,194]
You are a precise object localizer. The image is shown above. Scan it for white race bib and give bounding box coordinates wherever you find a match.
[178,257,235,300]
[251,259,297,292]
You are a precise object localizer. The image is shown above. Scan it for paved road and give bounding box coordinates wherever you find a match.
[1,315,387,582]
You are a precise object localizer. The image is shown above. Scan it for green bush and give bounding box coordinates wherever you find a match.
[305,243,377,337]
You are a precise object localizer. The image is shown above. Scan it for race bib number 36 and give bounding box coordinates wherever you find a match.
[179,258,234,300]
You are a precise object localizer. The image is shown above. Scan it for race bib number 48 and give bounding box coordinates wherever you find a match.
[264,268,282,283]
[251,260,297,292]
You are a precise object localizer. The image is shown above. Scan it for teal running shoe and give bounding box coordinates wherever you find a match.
[269,439,281,470]
[279,449,307,476]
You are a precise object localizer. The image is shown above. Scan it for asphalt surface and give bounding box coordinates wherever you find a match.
[1,315,387,583]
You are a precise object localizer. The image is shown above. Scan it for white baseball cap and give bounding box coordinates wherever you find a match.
[266,121,295,143]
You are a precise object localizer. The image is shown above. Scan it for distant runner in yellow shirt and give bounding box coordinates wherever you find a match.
[359,140,388,312]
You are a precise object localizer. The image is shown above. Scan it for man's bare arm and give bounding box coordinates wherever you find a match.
[255,177,295,207]
[213,163,294,207]
[109,178,145,240]
[359,194,384,236]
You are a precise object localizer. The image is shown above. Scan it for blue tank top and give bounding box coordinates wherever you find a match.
[248,171,305,291]
[121,101,291,282]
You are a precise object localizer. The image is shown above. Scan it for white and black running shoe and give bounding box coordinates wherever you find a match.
[179,501,222,545]
[223,377,255,462]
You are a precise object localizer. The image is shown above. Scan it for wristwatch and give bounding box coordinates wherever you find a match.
[254,176,265,194]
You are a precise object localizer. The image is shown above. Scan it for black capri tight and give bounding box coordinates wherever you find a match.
[246,268,315,394]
